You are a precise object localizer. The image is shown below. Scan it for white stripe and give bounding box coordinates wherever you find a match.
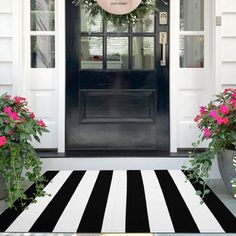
[141,170,175,232]
[53,170,99,233]
[6,171,72,232]
[101,170,127,233]
[169,170,225,233]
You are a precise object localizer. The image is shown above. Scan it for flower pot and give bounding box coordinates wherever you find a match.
[217,149,236,196]
[0,175,8,200]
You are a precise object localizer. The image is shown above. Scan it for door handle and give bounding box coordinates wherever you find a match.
[159,32,167,66]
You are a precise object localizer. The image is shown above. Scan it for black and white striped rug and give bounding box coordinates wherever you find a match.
[0,170,235,233]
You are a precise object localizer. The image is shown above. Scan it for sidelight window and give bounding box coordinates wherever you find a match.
[30,0,55,68]
[179,0,204,68]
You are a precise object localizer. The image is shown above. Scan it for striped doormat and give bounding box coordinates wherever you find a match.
[0,170,235,233]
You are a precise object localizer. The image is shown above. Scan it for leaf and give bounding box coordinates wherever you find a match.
[34,135,41,143]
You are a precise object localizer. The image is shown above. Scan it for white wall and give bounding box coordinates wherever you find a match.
[0,0,13,95]
[221,1,236,89]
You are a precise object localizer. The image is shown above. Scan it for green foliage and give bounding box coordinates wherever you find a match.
[72,0,155,26]
[183,88,236,199]
[0,93,49,208]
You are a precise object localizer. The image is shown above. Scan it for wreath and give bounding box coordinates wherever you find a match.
[72,0,155,26]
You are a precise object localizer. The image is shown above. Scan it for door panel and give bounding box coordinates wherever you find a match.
[66,0,169,150]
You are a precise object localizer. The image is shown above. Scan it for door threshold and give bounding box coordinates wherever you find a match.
[37,149,192,158]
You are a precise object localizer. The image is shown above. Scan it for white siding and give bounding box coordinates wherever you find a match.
[0,0,13,94]
[221,2,236,89]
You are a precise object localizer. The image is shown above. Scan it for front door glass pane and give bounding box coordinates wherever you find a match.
[80,7,103,33]
[180,35,204,68]
[132,37,154,69]
[180,0,204,31]
[133,10,155,33]
[107,21,128,32]
[107,37,129,69]
[81,37,103,69]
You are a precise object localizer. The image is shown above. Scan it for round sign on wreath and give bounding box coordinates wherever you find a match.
[96,0,142,15]
[72,0,155,25]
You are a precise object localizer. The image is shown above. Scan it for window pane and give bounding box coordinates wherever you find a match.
[133,37,154,69]
[107,21,128,32]
[81,7,103,33]
[81,37,103,69]
[31,11,55,31]
[180,35,204,68]
[31,35,55,68]
[133,10,155,33]
[180,0,204,31]
[31,0,54,11]
[107,37,128,69]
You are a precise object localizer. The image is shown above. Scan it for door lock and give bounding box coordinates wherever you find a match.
[159,32,167,66]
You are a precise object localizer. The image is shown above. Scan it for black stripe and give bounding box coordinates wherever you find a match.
[77,170,113,233]
[183,170,236,233]
[126,170,150,233]
[29,171,86,232]
[0,171,58,232]
[155,170,200,233]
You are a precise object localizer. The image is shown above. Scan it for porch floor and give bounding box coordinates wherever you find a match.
[0,178,235,236]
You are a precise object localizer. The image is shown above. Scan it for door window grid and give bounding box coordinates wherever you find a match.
[80,6,156,71]
[30,0,56,68]
[179,0,205,68]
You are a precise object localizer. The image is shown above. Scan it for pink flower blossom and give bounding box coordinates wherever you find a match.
[216,117,223,125]
[8,112,19,121]
[4,106,12,114]
[30,113,35,119]
[0,136,6,147]
[4,106,19,120]
[38,119,46,127]
[219,105,230,115]
[14,97,21,104]
[231,93,236,99]
[200,106,206,115]
[194,115,201,122]
[203,128,211,139]
[209,110,218,119]
[222,117,229,124]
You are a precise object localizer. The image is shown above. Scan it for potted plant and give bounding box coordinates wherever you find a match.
[0,93,48,208]
[185,88,236,198]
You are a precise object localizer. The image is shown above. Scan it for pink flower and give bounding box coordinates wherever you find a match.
[222,117,229,124]
[194,115,201,122]
[219,105,230,115]
[224,88,231,94]
[14,97,21,104]
[203,128,211,139]
[30,113,35,119]
[0,136,6,147]
[209,110,218,119]
[200,106,206,115]
[216,117,224,125]
[8,112,19,121]
[38,119,46,127]
[4,120,9,124]
[4,106,12,114]
[231,93,236,99]
[19,118,24,124]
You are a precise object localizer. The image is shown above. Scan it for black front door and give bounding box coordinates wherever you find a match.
[66,0,169,151]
